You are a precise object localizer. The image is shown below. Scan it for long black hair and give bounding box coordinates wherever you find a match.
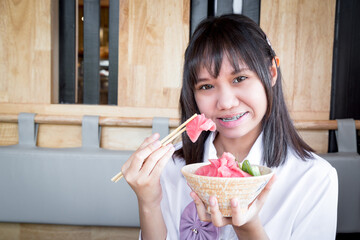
[175,14,313,167]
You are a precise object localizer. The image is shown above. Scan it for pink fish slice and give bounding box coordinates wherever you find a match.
[186,113,216,143]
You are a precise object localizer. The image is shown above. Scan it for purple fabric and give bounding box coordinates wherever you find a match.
[180,201,219,240]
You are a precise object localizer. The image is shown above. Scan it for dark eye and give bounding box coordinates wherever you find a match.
[233,76,247,83]
[198,84,214,90]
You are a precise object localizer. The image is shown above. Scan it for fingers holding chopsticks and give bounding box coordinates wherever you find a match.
[145,143,174,179]
[120,133,159,173]
[121,133,175,205]
[121,133,174,182]
[139,143,174,177]
[122,134,156,168]
[138,132,160,150]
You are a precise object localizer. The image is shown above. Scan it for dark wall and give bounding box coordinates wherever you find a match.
[329,0,360,153]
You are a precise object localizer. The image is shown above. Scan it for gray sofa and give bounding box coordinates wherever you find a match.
[0,113,169,227]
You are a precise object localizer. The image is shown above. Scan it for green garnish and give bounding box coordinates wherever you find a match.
[241,160,261,176]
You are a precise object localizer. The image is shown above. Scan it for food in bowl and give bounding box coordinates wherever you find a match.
[181,153,273,217]
[195,152,257,177]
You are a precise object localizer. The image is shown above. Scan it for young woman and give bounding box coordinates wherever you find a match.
[121,14,338,240]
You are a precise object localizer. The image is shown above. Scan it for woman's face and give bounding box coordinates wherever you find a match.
[194,57,268,141]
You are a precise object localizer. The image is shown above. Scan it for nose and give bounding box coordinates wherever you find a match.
[216,85,239,110]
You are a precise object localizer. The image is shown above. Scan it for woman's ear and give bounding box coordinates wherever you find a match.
[270,56,279,86]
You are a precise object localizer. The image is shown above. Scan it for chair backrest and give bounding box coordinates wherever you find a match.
[320,119,360,233]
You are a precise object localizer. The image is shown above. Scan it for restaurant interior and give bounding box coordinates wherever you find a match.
[0,0,359,239]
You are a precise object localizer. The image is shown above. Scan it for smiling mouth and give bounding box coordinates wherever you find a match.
[220,112,247,122]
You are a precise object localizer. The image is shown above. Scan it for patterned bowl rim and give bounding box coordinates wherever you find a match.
[181,162,273,182]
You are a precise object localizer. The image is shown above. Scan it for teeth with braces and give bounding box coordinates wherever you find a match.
[221,112,246,122]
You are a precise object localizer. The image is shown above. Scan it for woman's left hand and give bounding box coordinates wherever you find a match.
[190,175,276,229]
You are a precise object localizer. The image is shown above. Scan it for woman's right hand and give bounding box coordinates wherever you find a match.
[121,133,175,208]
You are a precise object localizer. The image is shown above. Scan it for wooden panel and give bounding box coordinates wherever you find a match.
[0,223,19,240]
[260,0,336,152]
[0,103,180,118]
[35,124,153,150]
[0,123,18,146]
[37,124,82,148]
[0,121,180,151]
[0,223,140,240]
[260,0,336,119]
[298,130,329,154]
[0,0,52,104]
[118,0,190,109]
[101,126,152,150]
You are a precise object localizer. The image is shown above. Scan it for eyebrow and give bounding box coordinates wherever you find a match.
[196,67,251,83]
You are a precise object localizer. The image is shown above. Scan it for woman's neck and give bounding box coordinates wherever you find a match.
[213,129,261,162]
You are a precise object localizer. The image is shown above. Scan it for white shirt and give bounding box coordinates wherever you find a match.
[140,132,338,239]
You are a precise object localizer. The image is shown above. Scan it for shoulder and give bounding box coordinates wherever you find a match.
[304,152,337,178]
[309,153,337,175]
[279,149,338,186]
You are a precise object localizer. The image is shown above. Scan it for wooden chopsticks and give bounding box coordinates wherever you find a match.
[111,113,198,183]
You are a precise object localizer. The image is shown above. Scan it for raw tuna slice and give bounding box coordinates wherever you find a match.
[186,114,216,143]
[195,152,252,178]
